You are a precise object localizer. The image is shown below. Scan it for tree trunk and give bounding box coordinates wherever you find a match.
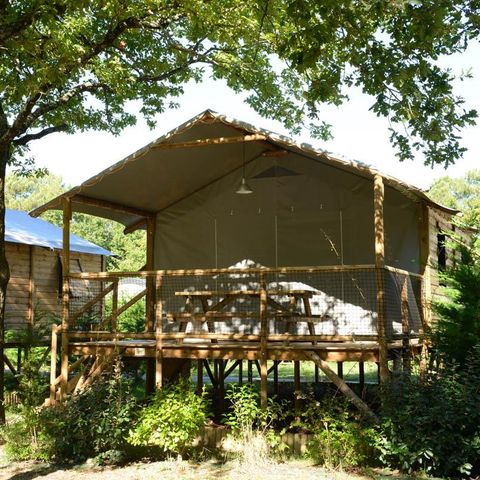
[0,108,11,424]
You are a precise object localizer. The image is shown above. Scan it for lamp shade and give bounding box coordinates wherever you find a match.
[235,177,253,194]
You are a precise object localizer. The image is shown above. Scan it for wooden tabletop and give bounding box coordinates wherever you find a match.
[175,290,313,297]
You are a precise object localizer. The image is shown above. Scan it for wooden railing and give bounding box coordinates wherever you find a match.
[63,264,424,340]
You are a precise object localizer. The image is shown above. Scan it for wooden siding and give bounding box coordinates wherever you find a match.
[5,242,103,330]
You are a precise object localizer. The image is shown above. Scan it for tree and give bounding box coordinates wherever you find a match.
[5,173,146,271]
[428,170,480,227]
[5,172,64,223]
[1,0,479,422]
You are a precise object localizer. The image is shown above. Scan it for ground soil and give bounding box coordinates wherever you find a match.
[0,446,420,480]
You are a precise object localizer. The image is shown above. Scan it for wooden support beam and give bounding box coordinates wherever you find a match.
[27,246,35,329]
[60,198,71,401]
[218,360,225,413]
[79,350,121,391]
[151,134,266,150]
[49,325,59,404]
[203,360,218,388]
[418,202,431,377]
[238,360,243,385]
[3,355,17,376]
[359,362,365,391]
[304,351,378,422]
[337,361,344,379]
[374,174,389,384]
[401,277,412,374]
[224,360,241,378]
[248,360,253,383]
[273,361,279,395]
[124,218,147,234]
[155,273,163,389]
[294,361,301,409]
[260,273,268,409]
[196,359,203,395]
[145,216,156,395]
[70,282,115,324]
[111,280,118,333]
[72,194,154,219]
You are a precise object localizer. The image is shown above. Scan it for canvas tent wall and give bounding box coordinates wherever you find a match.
[154,142,421,272]
[5,210,111,330]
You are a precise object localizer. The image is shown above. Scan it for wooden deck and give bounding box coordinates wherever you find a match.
[47,263,426,419]
[66,336,421,362]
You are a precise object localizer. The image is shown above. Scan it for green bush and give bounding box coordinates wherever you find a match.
[291,393,376,468]
[222,384,287,461]
[378,351,480,478]
[3,358,138,464]
[43,364,138,463]
[433,242,480,367]
[2,321,53,461]
[128,380,208,456]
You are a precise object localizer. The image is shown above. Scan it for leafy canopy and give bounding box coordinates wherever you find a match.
[0,0,479,169]
[428,170,480,227]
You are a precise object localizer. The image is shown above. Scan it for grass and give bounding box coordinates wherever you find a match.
[213,360,379,385]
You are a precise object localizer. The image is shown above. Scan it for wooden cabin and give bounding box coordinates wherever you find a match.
[5,209,111,332]
[31,110,460,413]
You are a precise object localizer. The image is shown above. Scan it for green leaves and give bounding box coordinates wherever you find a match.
[1,0,478,168]
[128,380,208,454]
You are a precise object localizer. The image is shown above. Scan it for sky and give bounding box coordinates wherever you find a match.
[25,43,480,191]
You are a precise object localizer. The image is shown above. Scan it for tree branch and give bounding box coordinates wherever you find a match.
[13,124,67,146]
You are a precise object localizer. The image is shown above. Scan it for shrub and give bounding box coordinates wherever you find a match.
[222,384,286,462]
[432,242,480,367]
[2,321,52,461]
[3,357,138,464]
[378,350,480,478]
[291,393,376,469]
[42,360,138,463]
[128,380,208,456]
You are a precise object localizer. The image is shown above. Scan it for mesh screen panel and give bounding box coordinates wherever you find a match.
[67,267,423,339]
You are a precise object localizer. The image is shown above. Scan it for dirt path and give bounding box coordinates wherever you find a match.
[0,446,416,480]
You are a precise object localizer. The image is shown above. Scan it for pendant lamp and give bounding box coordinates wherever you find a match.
[236,139,253,194]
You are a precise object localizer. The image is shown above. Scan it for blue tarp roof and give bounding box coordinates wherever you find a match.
[5,210,112,256]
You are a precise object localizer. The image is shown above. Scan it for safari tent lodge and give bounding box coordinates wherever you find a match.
[31,110,459,410]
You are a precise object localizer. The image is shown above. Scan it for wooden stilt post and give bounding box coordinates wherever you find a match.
[294,360,301,409]
[219,360,225,413]
[27,246,35,333]
[16,348,21,373]
[314,364,319,383]
[197,359,203,395]
[238,360,243,385]
[145,217,156,395]
[111,280,118,332]
[337,361,344,379]
[418,202,431,377]
[374,174,389,384]
[401,276,411,374]
[359,361,365,391]
[155,273,163,389]
[60,198,71,401]
[273,361,279,396]
[248,360,253,383]
[49,325,58,404]
[259,272,268,409]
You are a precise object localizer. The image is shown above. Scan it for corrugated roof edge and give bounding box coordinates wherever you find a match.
[6,210,113,256]
[30,109,459,218]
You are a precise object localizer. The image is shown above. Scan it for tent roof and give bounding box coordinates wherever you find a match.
[30,109,457,228]
[6,209,112,256]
